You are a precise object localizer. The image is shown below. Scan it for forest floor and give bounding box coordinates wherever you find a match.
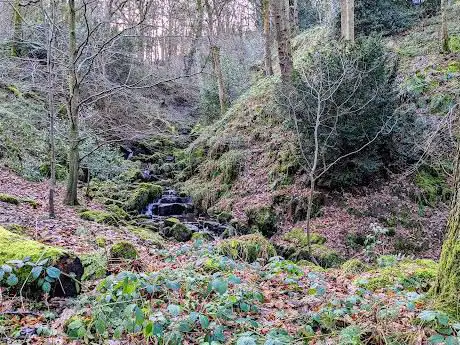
[0,166,453,344]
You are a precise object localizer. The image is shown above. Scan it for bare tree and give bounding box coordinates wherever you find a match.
[281,40,395,256]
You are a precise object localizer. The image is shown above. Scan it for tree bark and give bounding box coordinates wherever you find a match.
[341,0,354,42]
[262,0,273,76]
[271,0,293,82]
[441,0,450,53]
[11,0,21,57]
[289,0,299,37]
[65,0,80,206]
[433,144,460,317]
[47,0,56,218]
[184,0,204,75]
[211,45,227,115]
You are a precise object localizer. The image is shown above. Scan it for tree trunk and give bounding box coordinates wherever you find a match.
[341,0,354,42]
[211,45,227,115]
[184,0,204,75]
[289,0,299,36]
[47,1,56,218]
[271,0,293,82]
[433,144,460,317]
[11,0,21,57]
[441,0,450,53]
[65,0,80,206]
[262,0,273,76]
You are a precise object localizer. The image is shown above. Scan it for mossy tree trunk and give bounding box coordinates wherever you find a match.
[433,144,460,317]
[211,45,228,115]
[262,0,273,76]
[184,0,204,75]
[65,0,80,206]
[271,0,293,82]
[441,0,450,53]
[11,0,22,57]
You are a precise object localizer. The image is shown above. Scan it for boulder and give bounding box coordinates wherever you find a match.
[0,226,83,297]
[110,241,138,260]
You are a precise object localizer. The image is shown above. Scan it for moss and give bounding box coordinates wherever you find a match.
[284,228,327,246]
[355,259,437,291]
[218,234,277,263]
[95,237,106,248]
[0,226,66,283]
[79,210,118,225]
[164,217,181,227]
[106,204,130,221]
[169,223,193,242]
[110,241,138,260]
[415,168,451,206]
[449,35,460,52]
[297,260,326,272]
[341,259,370,275]
[246,206,277,238]
[126,226,164,248]
[4,224,30,235]
[310,244,343,269]
[80,251,108,281]
[125,183,163,212]
[0,193,20,205]
[6,85,22,97]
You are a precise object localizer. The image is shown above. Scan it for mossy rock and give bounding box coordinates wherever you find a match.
[126,226,164,248]
[164,217,181,227]
[79,210,118,225]
[106,204,130,221]
[0,193,20,205]
[310,244,343,268]
[354,259,437,291]
[0,226,83,296]
[415,167,451,206]
[80,251,108,281]
[110,241,138,260]
[168,223,192,242]
[246,206,277,238]
[218,234,277,263]
[341,259,370,275]
[297,260,326,272]
[284,228,327,246]
[124,183,163,212]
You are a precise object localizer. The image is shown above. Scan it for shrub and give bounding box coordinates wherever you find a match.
[218,234,277,263]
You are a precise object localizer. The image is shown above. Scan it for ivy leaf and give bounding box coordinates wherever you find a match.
[2,264,12,273]
[178,321,192,333]
[445,336,459,345]
[67,319,83,330]
[46,267,61,279]
[166,280,181,291]
[199,314,209,329]
[6,273,18,286]
[436,313,450,326]
[42,281,52,293]
[94,319,106,335]
[167,304,181,318]
[31,266,43,280]
[144,322,154,337]
[428,335,446,344]
[419,310,438,323]
[212,278,228,295]
[236,336,257,345]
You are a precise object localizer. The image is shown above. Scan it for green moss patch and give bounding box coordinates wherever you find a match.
[218,234,276,263]
[81,251,108,281]
[341,259,370,275]
[284,228,327,246]
[246,206,277,238]
[0,193,20,205]
[127,226,164,248]
[110,241,138,260]
[355,259,437,291]
[79,210,118,225]
[124,183,163,212]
